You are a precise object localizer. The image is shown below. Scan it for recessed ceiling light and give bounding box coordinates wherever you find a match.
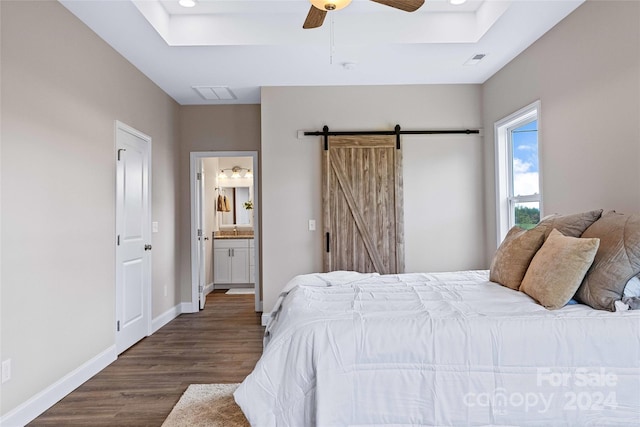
[178,0,196,8]
[449,0,467,5]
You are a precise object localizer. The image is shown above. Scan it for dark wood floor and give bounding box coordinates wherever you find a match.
[29,291,264,426]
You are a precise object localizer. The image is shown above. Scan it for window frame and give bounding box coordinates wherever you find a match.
[494,101,542,244]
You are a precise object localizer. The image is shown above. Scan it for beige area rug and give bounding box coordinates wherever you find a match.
[162,384,250,427]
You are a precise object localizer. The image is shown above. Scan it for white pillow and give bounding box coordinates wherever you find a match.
[624,275,640,298]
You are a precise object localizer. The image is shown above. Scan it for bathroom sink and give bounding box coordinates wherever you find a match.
[214,234,254,239]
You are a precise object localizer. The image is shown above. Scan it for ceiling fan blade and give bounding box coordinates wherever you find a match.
[303,5,327,29]
[370,0,425,12]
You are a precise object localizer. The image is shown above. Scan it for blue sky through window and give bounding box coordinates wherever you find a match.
[511,120,539,196]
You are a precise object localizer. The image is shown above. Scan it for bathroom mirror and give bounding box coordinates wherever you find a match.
[219,186,252,226]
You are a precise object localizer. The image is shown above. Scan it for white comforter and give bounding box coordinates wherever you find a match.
[235,270,640,426]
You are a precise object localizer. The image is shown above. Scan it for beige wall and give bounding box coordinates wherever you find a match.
[3,0,638,421]
[482,0,640,262]
[0,0,180,417]
[178,106,261,301]
[261,85,485,312]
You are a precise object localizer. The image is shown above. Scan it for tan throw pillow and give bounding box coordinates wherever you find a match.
[536,209,603,239]
[575,211,640,311]
[520,229,600,310]
[490,226,546,290]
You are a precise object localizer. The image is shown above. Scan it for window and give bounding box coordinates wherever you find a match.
[495,101,541,243]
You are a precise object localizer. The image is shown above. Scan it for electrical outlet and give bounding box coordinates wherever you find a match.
[308,220,316,231]
[2,359,11,384]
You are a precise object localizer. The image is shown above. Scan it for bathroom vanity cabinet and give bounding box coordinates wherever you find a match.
[213,238,254,285]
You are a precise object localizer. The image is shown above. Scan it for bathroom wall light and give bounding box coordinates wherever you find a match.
[218,166,252,179]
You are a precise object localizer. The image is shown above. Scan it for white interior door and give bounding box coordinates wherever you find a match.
[115,121,152,355]
[195,159,207,310]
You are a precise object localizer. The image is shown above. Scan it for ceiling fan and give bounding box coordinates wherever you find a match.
[303,0,425,29]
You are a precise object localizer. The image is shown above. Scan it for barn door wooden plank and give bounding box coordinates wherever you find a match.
[330,150,386,273]
[323,135,404,274]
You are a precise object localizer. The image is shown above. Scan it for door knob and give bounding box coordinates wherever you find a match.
[144,244,152,251]
[204,237,210,241]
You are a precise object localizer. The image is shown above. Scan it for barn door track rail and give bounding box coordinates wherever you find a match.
[304,125,480,150]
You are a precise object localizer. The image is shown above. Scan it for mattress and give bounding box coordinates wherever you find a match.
[235,270,640,426]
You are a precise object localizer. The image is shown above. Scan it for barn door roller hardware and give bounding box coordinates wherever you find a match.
[304,125,480,150]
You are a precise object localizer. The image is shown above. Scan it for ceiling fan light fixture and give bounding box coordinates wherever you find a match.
[310,0,352,12]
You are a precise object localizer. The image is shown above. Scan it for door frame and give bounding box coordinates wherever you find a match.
[115,120,152,354]
[189,151,261,313]
[194,157,207,310]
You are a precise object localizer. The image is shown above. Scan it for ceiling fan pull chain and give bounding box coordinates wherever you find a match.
[329,15,335,65]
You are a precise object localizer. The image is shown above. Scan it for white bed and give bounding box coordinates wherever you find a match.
[234,270,640,426]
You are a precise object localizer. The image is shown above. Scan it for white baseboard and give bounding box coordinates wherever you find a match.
[151,303,182,333]
[0,346,117,427]
[181,301,196,313]
[2,304,183,426]
[261,312,271,327]
[204,282,214,295]
[2,297,257,426]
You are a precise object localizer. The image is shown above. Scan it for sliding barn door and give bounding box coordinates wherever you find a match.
[323,135,404,274]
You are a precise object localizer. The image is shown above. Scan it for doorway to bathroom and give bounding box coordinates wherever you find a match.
[190,151,260,312]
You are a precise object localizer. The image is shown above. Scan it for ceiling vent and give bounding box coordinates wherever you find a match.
[464,53,486,66]
[192,86,237,100]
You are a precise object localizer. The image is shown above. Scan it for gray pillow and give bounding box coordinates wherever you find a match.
[624,274,640,298]
[536,209,603,239]
[575,211,640,311]
[622,297,640,310]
